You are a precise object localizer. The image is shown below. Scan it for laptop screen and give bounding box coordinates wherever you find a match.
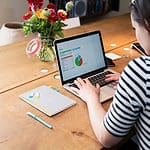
[54,30,106,83]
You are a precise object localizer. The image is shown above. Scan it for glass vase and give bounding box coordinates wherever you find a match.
[37,35,55,62]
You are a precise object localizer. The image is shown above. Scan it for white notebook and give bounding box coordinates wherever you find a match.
[19,85,76,116]
[105,53,121,60]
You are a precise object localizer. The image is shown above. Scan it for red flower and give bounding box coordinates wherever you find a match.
[22,12,32,20]
[48,15,58,22]
[46,3,56,11]
[57,10,67,21]
[27,0,44,11]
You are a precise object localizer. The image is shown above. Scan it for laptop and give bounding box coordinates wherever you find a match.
[54,30,118,103]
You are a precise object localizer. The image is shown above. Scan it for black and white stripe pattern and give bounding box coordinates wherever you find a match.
[104,56,150,150]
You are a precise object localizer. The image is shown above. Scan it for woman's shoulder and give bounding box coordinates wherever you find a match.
[128,56,150,69]
[121,56,150,80]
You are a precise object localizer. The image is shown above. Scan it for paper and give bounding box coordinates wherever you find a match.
[105,53,121,60]
[19,85,76,116]
[62,17,80,30]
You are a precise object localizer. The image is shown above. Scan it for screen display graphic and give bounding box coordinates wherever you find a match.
[56,32,106,81]
[75,55,83,66]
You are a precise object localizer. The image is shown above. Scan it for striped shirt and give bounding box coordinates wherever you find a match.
[104,56,150,150]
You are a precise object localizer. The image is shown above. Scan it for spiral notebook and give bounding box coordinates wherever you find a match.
[19,85,76,116]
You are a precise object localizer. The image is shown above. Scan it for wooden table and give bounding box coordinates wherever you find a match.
[0,13,141,150]
[0,72,101,150]
[63,14,136,51]
[0,13,135,94]
[0,40,58,94]
[0,43,142,150]
[107,43,142,73]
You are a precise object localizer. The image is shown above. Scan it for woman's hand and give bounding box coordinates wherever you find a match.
[72,78,100,103]
[105,73,120,82]
[105,73,120,90]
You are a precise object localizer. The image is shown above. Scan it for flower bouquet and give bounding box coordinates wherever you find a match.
[22,0,73,61]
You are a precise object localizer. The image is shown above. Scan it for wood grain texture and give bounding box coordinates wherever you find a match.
[0,14,135,94]
[0,43,142,150]
[0,74,101,150]
[0,40,58,94]
[0,13,142,150]
[63,14,136,51]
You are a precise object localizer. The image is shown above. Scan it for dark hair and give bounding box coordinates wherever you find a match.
[130,0,150,32]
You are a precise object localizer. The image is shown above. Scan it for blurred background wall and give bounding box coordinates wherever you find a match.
[0,0,130,28]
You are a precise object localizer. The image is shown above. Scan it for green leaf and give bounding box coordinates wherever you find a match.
[55,31,64,38]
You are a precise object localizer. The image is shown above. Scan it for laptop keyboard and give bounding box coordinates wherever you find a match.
[70,70,113,88]
[88,70,113,86]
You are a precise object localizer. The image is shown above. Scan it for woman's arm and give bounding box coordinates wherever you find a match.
[72,78,123,148]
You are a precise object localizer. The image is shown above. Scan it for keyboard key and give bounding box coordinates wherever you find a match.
[88,71,113,87]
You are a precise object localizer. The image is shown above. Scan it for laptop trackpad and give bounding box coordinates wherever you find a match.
[100,86,115,103]
[64,83,115,103]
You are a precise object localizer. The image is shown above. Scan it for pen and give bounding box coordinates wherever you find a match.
[27,112,53,129]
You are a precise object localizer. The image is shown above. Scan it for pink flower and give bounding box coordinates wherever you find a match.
[48,9,58,22]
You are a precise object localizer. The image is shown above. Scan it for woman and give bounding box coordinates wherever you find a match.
[72,0,150,149]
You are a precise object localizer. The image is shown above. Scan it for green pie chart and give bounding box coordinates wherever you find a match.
[75,55,83,66]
